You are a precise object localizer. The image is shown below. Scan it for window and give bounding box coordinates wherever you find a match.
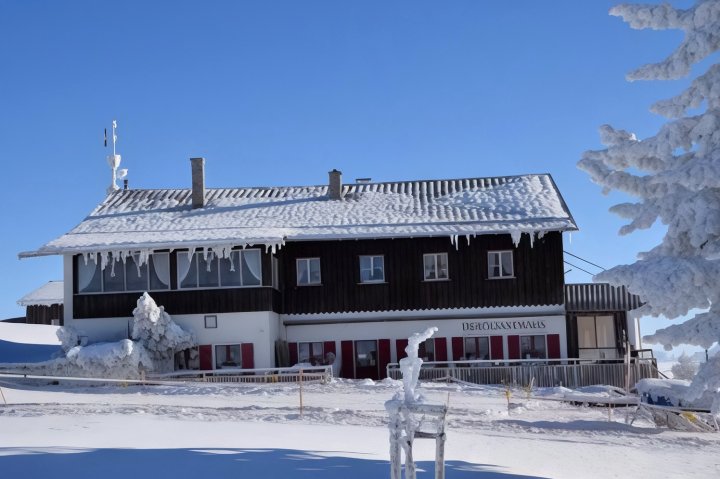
[76,252,170,293]
[355,340,377,367]
[423,253,449,281]
[204,315,217,329]
[298,342,324,365]
[296,258,321,285]
[418,338,435,362]
[520,335,547,359]
[464,337,490,360]
[360,255,384,283]
[178,249,262,289]
[215,344,241,369]
[488,251,514,279]
[578,315,617,359]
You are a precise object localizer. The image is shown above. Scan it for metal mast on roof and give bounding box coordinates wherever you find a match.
[106,119,128,194]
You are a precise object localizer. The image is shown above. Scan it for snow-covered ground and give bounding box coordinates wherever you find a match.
[0,378,717,478]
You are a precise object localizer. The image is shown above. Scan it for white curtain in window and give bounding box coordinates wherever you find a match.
[501,252,513,276]
[152,253,170,287]
[243,250,262,283]
[77,257,98,292]
[177,253,194,284]
[595,315,615,348]
[577,316,596,348]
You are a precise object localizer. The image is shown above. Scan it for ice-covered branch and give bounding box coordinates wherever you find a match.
[611,1,720,80]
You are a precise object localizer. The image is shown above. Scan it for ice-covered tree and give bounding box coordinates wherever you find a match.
[132,292,197,369]
[578,0,720,413]
[672,352,699,381]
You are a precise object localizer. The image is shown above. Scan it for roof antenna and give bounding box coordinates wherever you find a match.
[106,119,128,194]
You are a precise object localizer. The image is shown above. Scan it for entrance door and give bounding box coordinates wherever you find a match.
[354,339,379,380]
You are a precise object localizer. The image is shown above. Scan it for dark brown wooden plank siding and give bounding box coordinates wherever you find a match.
[281,232,564,314]
[74,287,277,318]
[26,304,64,325]
[73,232,564,318]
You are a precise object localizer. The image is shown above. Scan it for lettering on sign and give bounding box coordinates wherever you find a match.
[462,320,547,332]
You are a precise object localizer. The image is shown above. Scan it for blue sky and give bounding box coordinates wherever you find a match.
[0,1,702,349]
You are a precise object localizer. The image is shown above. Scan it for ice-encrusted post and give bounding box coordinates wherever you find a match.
[385,327,447,479]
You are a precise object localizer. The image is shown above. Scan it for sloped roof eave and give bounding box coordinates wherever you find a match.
[19,222,577,259]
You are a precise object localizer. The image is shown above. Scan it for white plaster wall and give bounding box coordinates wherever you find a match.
[173,311,280,368]
[286,314,567,363]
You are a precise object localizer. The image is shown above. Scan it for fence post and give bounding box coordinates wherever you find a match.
[435,433,446,479]
[299,369,304,418]
[0,386,6,406]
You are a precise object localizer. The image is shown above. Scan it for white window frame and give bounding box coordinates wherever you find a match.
[359,255,385,283]
[423,253,449,281]
[296,257,321,286]
[178,249,263,289]
[487,250,514,279]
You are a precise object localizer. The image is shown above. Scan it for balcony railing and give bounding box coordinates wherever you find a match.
[386,358,659,389]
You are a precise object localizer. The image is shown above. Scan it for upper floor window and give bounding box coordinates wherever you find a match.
[359,255,385,283]
[488,250,513,279]
[178,249,262,289]
[297,257,321,285]
[76,252,170,294]
[423,253,449,281]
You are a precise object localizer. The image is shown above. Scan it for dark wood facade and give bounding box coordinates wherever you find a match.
[279,232,564,314]
[73,232,564,318]
[74,288,280,319]
[26,304,64,325]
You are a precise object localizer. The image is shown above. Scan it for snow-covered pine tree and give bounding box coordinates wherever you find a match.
[578,0,720,414]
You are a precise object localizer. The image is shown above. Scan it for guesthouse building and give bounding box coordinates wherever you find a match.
[20,159,583,378]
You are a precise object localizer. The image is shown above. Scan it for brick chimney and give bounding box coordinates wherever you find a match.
[328,169,343,200]
[191,157,206,209]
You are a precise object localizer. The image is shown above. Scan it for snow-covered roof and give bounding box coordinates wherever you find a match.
[17,281,64,307]
[20,174,577,258]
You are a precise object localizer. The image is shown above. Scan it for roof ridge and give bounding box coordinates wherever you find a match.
[103,173,552,193]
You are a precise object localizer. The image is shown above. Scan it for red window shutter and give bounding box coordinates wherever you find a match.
[396,339,409,360]
[378,339,391,379]
[199,345,213,370]
[288,342,298,365]
[434,337,448,362]
[547,334,561,359]
[490,336,504,360]
[323,341,336,356]
[241,343,254,369]
[451,337,464,361]
[340,340,354,379]
[508,335,520,360]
